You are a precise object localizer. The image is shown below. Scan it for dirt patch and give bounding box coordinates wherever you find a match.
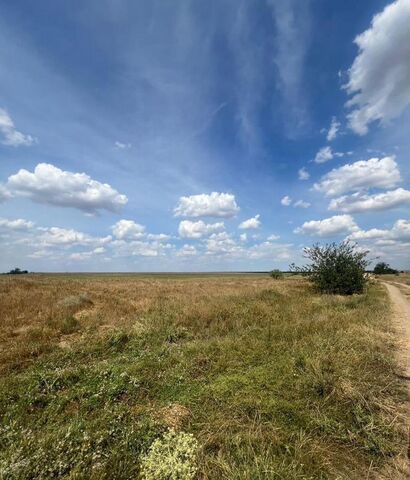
[156,403,191,430]
[380,283,410,479]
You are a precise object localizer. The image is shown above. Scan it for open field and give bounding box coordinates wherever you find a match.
[0,274,408,479]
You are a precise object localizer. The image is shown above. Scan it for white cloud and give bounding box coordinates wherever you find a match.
[114,141,131,149]
[298,167,310,180]
[294,200,311,208]
[38,227,111,247]
[147,233,171,242]
[205,232,240,256]
[314,146,333,163]
[0,218,34,230]
[313,156,401,196]
[326,117,341,141]
[240,233,247,242]
[174,192,239,218]
[294,214,358,237]
[178,220,224,239]
[69,247,106,261]
[281,195,292,206]
[267,234,280,241]
[345,0,410,135]
[348,219,410,243]
[329,188,410,213]
[176,244,197,257]
[7,163,128,214]
[111,219,145,239]
[0,185,11,202]
[247,241,293,260]
[238,214,261,230]
[0,108,36,147]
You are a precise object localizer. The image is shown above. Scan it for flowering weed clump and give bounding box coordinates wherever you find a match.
[140,429,198,480]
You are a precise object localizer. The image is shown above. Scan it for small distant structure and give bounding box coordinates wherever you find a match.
[7,267,29,275]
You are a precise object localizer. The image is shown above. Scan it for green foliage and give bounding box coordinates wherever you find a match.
[269,269,284,279]
[373,262,398,275]
[7,267,28,275]
[140,429,198,480]
[290,241,370,295]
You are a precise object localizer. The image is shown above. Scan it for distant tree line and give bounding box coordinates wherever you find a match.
[373,262,398,275]
[6,268,29,275]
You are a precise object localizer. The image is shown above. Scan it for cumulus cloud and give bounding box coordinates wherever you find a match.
[111,219,145,239]
[348,219,410,243]
[38,227,112,247]
[0,108,36,147]
[178,220,224,239]
[326,117,341,141]
[147,233,171,242]
[298,167,310,180]
[281,195,292,206]
[314,146,333,163]
[238,214,261,230]
[176,244,197,257]
[345,0,410,135]
[267,234,280,241]
[329,188,410,213]
[6,163,128,214]
[294,200,311,208]
[314,156,401,196]
[69,247,106,261]
[294,214,358,237]
[205,232,240,256]
[174,192,239,218]
[0,218,34,230]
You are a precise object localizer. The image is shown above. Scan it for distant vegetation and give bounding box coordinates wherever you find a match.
[269,269,284,279]
[373,262,398,275]
[6,267,28,275]
[290,241,370,295]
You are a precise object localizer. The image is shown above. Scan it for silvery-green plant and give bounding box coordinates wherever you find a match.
[140,429,198,480]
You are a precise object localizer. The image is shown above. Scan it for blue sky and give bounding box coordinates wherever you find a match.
[0,0,409,272]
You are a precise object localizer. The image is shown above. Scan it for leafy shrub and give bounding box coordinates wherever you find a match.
[290,241,370,295]
[270,269,284,279]
[140,429,198,480]
[373,262,398,275]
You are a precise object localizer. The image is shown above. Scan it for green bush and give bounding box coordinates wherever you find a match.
[373,262,398,275]
[140,429,198,480]
[270,269,284,279]
[290,242,370,295]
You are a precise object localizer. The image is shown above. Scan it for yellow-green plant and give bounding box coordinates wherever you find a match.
[140,429,198,480]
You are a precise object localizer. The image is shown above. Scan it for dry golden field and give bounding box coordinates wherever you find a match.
[0,274,408,479]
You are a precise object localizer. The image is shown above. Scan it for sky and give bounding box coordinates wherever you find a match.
[0,0,409,272]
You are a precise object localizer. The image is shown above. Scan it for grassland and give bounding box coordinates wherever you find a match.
[0,274,408,479]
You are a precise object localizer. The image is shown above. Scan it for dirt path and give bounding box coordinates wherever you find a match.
[383,283,410,387]
[379,283,410,479]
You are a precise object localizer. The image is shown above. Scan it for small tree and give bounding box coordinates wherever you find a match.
[373,262,397,275]
[270,269,284,279]
[290,241,370,295]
